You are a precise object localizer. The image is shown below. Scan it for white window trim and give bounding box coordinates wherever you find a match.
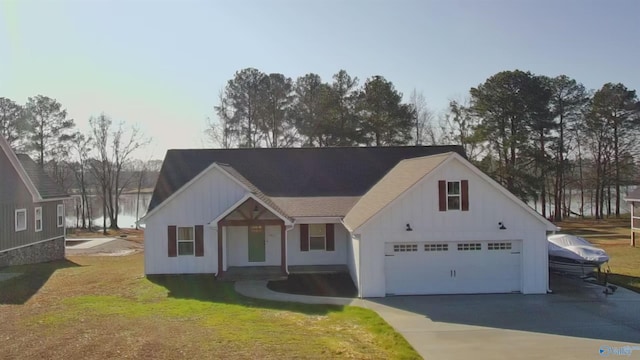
[57,204,64,228]
[177,226,195,256]
[447,180,461,211]
[35,207,43,232]
[308,224,327,251]
[15,209,27,232]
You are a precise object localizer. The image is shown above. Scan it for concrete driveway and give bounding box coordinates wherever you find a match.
[364,275,640,360]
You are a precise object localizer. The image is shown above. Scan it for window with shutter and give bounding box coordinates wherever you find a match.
[439,180,469,211]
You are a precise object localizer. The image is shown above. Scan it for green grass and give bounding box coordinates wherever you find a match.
[0,254,419,359]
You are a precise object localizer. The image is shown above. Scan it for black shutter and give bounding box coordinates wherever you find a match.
[195,225,204,256]
[461,180,469,211]
[326,224,335,251]
[438,180,447,211]
[300,224,309,251]
[168,225,177,257]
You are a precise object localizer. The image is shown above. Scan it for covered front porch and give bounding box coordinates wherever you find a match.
[214,195,290,278]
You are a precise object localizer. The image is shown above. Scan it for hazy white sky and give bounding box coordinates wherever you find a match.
[1,0,639,159]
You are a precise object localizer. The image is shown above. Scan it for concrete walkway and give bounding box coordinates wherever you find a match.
[236,278,640,360]
[235,280,365,306]
[65,237,116,249]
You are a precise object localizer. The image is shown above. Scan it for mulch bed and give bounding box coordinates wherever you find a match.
[267,273,357,297]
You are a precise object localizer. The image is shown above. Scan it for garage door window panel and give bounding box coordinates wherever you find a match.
[393,243,418,252]
[457,243,481,251]
[425,243,448,251]
[488,242,512,250]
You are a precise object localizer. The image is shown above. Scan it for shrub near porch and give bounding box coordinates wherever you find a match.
[0,254,419,360]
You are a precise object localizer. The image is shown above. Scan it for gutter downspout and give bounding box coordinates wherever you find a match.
[340,219,362,299]
[284,222,295,274]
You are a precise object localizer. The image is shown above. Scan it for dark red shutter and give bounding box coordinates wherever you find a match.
[438,180,447,211]
[461,180,469,211]
[168,225,177,257]
[326,224,335,251]
[300,224,309,251]
[195,225,204,256]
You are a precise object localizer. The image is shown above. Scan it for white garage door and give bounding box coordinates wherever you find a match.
[384,241,522,295]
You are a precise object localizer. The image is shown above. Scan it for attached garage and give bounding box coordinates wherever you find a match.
[384,240,522,295]
[344,152,557,298]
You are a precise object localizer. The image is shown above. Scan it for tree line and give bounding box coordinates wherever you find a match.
[208,68,640,220]
[0,95,152,231]
[209,68,429,148]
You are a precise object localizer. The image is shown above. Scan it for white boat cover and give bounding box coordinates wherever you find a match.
[548,234,610,263]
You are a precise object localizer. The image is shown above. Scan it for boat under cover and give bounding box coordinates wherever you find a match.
[548,234,610,277]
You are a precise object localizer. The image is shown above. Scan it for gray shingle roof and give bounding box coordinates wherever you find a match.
[216,163,292,221]
[270,196,360,218]
[149,146,465,213]
[16,154,68,199]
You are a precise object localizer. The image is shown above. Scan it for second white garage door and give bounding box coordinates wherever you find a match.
[384,240,522,295]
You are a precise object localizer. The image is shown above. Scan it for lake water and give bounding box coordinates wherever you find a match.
[65,192,152,229]
[527,186,636,218]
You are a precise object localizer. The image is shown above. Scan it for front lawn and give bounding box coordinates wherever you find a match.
[556,218,640,293]
[0,254,418,359]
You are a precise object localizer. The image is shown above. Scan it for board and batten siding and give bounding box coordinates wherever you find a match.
[144,167,248,275]
[286,223,349,266]
[356,157,549,297]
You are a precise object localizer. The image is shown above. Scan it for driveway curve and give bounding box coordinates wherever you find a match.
[236,276,640,360]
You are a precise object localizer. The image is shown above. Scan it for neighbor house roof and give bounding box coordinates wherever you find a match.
[148,146,465,213]
[625,187,640,202]
[16,154,68,199]
[343,153,450,231]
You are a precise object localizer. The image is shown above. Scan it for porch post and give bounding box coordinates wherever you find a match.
[217,222,223,275]
[280,222,286,273]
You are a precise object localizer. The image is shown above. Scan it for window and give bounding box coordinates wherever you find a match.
[447,181,461,210]
[309,224,326,250]
[35,207,43,232]
[457,243,481,251]
[488,242,512,250]
[15,209,27,232]
[393,243,418,252]
[425,243,448,251]
[56,204,64,228]
[177,227,194,256]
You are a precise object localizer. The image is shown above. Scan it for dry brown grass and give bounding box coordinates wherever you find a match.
[0,254,419,360]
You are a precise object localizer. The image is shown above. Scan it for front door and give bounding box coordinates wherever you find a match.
[248,225,266,262]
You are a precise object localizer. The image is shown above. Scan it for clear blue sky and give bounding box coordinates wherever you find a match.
[1,0,639,159]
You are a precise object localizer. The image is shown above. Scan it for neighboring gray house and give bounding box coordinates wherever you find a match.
[0,135,69,267]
